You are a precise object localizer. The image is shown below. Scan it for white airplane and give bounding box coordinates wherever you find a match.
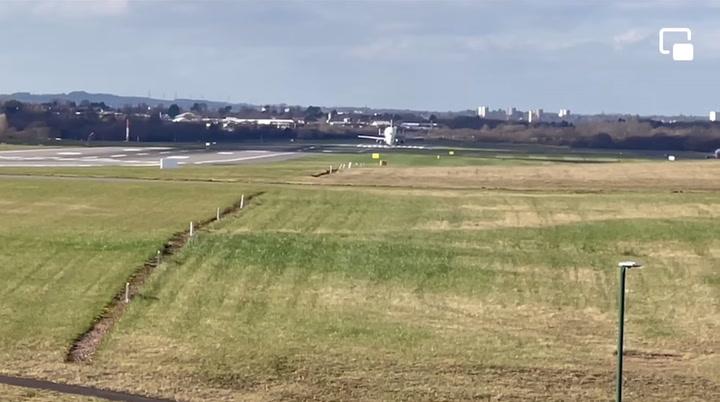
[358,126,403,146]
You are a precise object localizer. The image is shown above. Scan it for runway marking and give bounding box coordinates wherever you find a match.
[57,152,83,155]
[193,152,296,165]
[0,149,298,167]
[0,156,31,160]
[0,148,61,154]
[0,164,96,167]
[355,144,426,149]
[122,148,142,152]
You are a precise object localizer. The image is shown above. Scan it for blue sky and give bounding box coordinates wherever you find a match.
[1,0,719,114]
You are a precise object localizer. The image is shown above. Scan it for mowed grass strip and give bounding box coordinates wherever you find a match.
[0,150,619,184]
[97,187,720,401]
[0,177,251,367]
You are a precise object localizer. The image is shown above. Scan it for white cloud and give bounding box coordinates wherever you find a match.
[347,32,593,62]
[462,33,591,52]
[613,29,651,49]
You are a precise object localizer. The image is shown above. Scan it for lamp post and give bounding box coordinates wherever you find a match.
[616,261,643,402]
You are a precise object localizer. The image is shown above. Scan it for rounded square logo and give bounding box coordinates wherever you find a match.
[672,43,694,61]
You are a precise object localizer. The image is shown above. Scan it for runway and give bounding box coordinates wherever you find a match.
[0,146,300,167]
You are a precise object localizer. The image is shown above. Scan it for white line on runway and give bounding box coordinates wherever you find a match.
[193,152,296,165]
[57,152,83,155]
[166,156,189,159]
[110,154,127,158]
[355,144,426,149]
[0,148,61,154]
[0,164,96,167]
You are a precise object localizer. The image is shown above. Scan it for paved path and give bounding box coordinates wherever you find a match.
[0,374,174,401]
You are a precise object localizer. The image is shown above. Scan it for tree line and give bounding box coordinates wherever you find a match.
[3,99,720,152]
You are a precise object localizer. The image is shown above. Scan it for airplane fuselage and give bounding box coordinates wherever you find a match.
[358,125,403,146]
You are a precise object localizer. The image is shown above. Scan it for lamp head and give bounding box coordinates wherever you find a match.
[618,261,643,269]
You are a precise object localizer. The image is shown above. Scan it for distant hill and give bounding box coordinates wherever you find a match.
[0,91,251,110]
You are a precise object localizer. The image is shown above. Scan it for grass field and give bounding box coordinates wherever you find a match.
[89,186,720,400]
[0,384,101,401]
[0,178,251,369]
[0,144,42,151]
[1,151,719,401]
[0,150,630,185]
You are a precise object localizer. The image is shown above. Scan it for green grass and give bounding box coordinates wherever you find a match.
[0,177,252,366]
[92,187,720,400]
[0,150,630,184]
[1,154,719,400]
[0,384,102,401]
[0,143,44,151]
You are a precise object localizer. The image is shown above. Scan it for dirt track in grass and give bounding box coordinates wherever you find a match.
[65,193,262,364]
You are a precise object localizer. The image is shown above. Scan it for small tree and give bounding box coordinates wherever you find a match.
[190,102,207,114]
[168,104,181,118]
[218,105,232,117]
[3,100,24,114]
[304,105,323,121]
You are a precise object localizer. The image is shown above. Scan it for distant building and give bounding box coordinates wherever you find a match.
[221,117,298,129]
[558,109,571,118]
[328,117,354,126]
[477,107,507,120]
[528,109,543,123]
[710,111,718,122]
[478,106,489,118]
[399,122,437,130]
[326,110,336,122]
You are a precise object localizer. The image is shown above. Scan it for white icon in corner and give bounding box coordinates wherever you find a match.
[659,27,693,61]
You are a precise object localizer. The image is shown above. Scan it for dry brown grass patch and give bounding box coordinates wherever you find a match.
[325,161,720,191]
